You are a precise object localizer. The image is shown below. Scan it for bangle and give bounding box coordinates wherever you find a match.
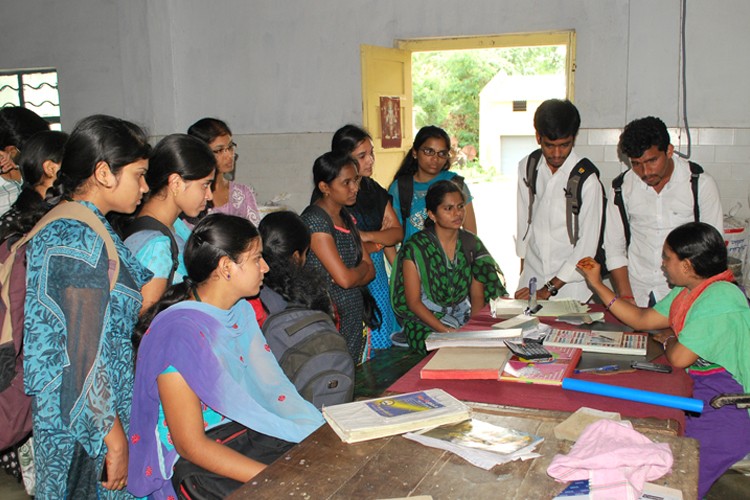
[605,296,618,309]
[620,295,634,300]
[662,335,676,351]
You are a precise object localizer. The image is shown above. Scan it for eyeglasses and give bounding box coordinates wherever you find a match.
[212,142,237,155]
[420,147,451,159]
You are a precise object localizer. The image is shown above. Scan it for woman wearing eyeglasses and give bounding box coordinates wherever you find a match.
[187,118,261,226]
[388,125,477,243]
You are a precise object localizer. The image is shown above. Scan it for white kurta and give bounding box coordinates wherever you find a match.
[604,156,724,306]
[516,150,604,302]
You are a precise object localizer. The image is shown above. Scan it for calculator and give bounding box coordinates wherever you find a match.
[504,340,554,361]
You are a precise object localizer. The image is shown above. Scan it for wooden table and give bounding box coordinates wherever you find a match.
[229,404,699,500]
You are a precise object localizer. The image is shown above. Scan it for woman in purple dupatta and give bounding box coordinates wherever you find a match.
[128,214,323,500]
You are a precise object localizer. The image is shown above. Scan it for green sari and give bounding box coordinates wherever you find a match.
[390,227,507,354]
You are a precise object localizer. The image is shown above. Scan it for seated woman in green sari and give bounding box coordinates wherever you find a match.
[391,180,507,354]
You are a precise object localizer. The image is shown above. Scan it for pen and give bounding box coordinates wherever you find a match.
[574,364,619,374]
[525,278,542,315]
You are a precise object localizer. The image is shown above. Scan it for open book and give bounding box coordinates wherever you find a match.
[544,328,648,356]
[490,297,589,317]
[404,418,544,470]
[322,389,471,443]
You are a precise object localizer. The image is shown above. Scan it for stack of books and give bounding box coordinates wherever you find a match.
[420,346,512,380]
[404,418,544,470]
[322,389,471,443]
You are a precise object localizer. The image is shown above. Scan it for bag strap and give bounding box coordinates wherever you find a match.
[123,216,179,285]
[0,202,120,345]
[688,161,703,222]
[564,158,600,246]
[522,149,543,242]
[397,176,413,225]
[423,225,477,267]
[612,171,631,247]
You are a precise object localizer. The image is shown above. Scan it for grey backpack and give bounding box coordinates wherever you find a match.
[262,307,354,409]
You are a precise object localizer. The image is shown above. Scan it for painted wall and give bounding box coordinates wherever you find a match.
[1,0,748,213]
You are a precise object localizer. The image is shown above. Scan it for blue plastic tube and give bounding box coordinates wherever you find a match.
[562,378,703,414]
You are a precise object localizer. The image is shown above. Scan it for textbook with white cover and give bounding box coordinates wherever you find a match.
[322,389,471,443]
[425,329,522,351]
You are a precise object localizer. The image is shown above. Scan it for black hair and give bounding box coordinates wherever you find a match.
[311,150,362,254]
[145,134,216,197]
[6,115,150,243]
[423,180,465,228]
[533,99,581,140]
[185,117,234,222]
[0,131,68,243]
[48,114,151,204]
[331,124,371,153]
[109,134,216,233]
[135,213,260,346]
[258,211,334,316]
[0,107,50,149]
[187,117,232,144]
[665,222,727,279]
[619,116,671,159]
[392,125,451,181]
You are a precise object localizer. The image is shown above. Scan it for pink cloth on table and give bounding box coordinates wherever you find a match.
[547,420,673,500]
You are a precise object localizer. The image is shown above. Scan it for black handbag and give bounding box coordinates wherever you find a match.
[172,421,295,500]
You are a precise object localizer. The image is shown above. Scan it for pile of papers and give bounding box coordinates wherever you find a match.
[404,418,543,470]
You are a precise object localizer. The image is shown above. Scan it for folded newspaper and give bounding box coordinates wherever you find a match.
[404,418,543,470]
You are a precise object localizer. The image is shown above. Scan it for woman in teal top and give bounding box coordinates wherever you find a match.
[388,125,476,241]
[23,115,153,498]
[578,222,750,498]
[122,134,215,313]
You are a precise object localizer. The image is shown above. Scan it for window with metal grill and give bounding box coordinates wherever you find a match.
[0,69,61,129]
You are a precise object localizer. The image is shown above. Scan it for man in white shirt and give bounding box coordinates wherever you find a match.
[605,116,724,307]
[515,99,604,302]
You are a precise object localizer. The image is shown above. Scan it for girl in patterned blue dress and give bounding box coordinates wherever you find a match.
[122,134,215,312]
[330,125,403,352]
[301,151,376,363]
[23,115,152,498]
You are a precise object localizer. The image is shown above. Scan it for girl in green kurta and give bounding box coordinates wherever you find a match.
[390,180,507,354]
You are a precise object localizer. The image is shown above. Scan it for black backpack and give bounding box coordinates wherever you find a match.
[262,307,354,409]
[122,216,179,285]
[522,148,608,274]
[612,161,703,246]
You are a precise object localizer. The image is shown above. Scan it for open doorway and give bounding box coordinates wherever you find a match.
[361,32,574,293]
[411,44,568,293]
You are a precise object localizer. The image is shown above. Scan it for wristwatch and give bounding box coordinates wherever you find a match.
[544,281,559,296]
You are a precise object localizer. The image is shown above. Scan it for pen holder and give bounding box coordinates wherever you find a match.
[561,378,704,413]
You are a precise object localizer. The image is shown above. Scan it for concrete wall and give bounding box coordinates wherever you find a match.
[1,0,748,215]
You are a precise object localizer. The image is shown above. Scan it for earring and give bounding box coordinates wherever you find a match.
[226,273,231,280]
